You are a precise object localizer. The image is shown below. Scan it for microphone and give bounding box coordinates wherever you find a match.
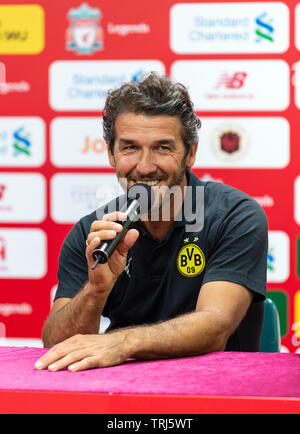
[91,183,154,269]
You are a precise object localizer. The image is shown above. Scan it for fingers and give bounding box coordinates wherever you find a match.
[90,212,127,233]
[102,211,127,222]
[67,356,100,372]
[34,335,99,372]
[34,334,127,372]
[116,229,139,257]
[86,222,123,250]
[86,212,139,266]
[86,212,127,248]
[36,352,98,372]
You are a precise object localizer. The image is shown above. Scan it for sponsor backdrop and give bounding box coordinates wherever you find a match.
[0,0,300,352]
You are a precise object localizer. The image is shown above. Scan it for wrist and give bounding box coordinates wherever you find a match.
[121,326,151,359]
[84,281,110,309]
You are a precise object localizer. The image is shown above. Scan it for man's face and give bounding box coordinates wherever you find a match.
[108,113,197,202]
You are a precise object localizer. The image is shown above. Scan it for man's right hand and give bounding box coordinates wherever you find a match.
[85,211,139,296]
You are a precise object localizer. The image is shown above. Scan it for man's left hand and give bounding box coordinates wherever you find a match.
[34,332,131,372]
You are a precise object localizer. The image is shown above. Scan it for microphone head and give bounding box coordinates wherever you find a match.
[127,183,155,215]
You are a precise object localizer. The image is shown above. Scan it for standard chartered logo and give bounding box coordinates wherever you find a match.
[170,3,288,54]
[255,12,274,42]
[13,126,31,156]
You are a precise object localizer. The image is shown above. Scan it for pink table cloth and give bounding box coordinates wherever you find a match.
[0,347,300,398]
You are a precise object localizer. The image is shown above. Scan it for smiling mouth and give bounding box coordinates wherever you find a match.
[135,180,160,187]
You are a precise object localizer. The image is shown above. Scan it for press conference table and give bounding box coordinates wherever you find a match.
[0,347,300,414]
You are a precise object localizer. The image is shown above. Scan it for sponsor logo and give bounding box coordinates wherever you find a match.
[66,3,103,55]
[267,247,275,271]
[0,5,44,54]
[107,22,150,37]
[0,117,45,167]
[0,185,6,200]
[293,291,300,346]
[81,136,107,154]
[12,126,32,157]
[70,184,102,211]
[177,241,205,277]
[171,60,289,111]
[296,4,300,52]
[253,195,274,208]
[193,117,289,169]
[124,256,132,278]
[0,335,43,347]
[50,117,109,167]
[0,183,12,212]
[215,71,248,89]
[294,177,300,224]
[170,2,289,54]
[0,303,32,317]
[0,229,47,278]
[210,123,250,162]
[0,173,46,223]
[267,231,289,283]
[255,12,274,43]
[51,173,123,223]
[49,60,165,111]
[207,70,254,101]
[0,63,30,95]
[0,237,6,263]
[292,61,300,109]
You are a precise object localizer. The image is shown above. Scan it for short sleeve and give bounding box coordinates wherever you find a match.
[202,192,268,302]
[54,217,91,301]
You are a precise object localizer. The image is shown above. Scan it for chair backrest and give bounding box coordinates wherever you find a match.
[260,298,281,352]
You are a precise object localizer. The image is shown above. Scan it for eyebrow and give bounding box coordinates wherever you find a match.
[118,139,135,146]
[156,139,176,147]
[118,138,176,148]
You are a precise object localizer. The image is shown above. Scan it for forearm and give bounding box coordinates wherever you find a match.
[35,309,231,372]
[125,310,230,360]
[42,282,109,348]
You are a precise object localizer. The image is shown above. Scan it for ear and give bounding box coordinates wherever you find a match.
[185,143,198,169]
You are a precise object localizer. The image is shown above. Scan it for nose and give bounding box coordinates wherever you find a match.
[135,149,157,175]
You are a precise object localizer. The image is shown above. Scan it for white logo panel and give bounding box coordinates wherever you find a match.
[294,176,300,224]
[0,229,47,279]
[267,231,289,283]
[0,173,46,223]
[170,2,289,54]
[49,60,165,111]
[0,117,45,167]
[171,60,289,111]
[51,173,123,223]
[50,117,110,167]
[293,61,300,109]
[296,4,300,51]
[194,117,289,168]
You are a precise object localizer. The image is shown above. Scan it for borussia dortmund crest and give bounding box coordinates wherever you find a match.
[177,243,205,277]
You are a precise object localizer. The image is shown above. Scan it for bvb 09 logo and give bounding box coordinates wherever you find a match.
[177,244,205,277]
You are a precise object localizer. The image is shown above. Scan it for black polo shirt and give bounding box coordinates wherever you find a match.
[55,172,268,351]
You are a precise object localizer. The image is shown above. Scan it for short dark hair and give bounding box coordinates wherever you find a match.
[102,72,201,154]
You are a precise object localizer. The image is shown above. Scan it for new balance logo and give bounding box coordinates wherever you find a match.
[215,72,247,89]
[0,185,6,200]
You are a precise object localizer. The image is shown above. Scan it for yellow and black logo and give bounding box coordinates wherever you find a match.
[177,244,205,277]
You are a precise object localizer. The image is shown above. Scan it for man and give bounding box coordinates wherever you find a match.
[35,72,268,372]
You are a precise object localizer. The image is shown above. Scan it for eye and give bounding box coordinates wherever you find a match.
[123,145,137,151]
[157,145,171,152]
